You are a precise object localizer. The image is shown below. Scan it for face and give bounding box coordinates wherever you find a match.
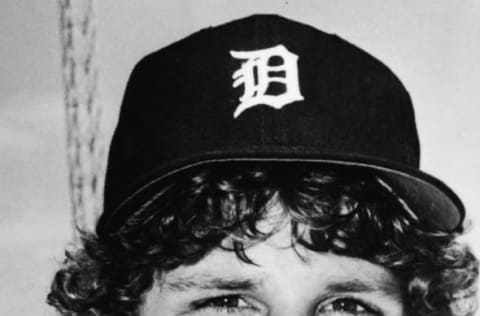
[141,204,405,316]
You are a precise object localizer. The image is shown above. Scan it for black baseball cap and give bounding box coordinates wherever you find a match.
[97,14,464,235]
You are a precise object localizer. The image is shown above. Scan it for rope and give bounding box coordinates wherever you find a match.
[59,0,104,235]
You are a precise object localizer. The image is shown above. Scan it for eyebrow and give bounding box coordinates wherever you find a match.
[326,280,377,293]
[163,273,400,298]
[164,275,260,292]
[326,278,400,298]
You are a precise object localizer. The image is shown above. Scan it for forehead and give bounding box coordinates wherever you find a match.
[161,220,399,295]
[142,219,404,316]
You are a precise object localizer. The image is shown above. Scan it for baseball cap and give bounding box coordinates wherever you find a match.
[97,14,464,235]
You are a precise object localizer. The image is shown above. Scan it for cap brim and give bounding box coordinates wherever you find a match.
[99,152,464,235]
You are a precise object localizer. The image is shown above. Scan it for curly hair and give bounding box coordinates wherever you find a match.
[47,164,478,316]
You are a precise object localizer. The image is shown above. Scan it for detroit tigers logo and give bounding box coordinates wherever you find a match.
[230,44,304,118]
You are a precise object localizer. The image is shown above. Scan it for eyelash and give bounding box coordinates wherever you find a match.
[316,297,381,316]
[192,294,258,314]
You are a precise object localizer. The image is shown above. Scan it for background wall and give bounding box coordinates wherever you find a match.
[1,1,479,315]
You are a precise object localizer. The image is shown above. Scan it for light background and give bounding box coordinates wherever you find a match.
[0,1,479,315]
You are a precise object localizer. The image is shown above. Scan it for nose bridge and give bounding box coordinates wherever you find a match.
[269,301,311,316]
[265,276,313,316]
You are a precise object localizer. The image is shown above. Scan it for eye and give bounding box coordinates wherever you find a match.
[191,295,261,315]
[199,295,248,309]
[316,298,379,315]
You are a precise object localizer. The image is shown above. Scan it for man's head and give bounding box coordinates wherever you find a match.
[48,15,477,315]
